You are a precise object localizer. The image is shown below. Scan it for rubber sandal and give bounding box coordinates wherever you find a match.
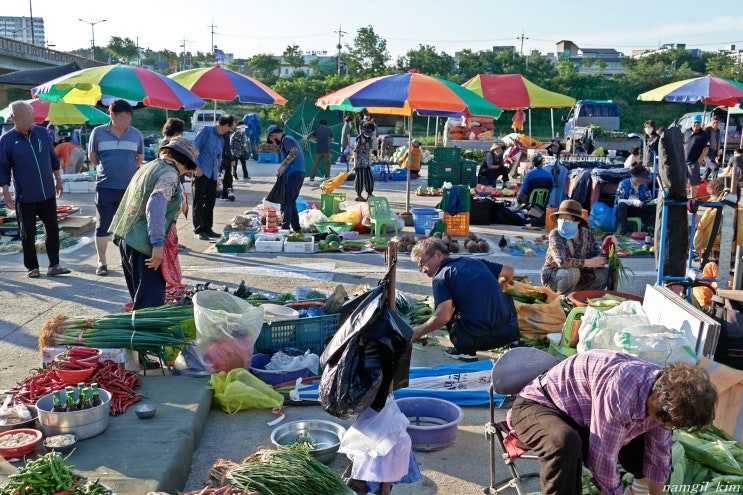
[27,268,40,278]
[95,265,108,276]
[47,265,71,276]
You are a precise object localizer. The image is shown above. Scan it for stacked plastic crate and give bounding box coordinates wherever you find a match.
[427,147,461,188]
[460,158,478,187]
[441,185,471,236]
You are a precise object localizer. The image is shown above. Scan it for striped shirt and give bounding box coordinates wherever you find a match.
[519,350,671,495]
[88,124,143,189]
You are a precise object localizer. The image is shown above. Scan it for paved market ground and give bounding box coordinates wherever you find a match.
[0,159,659,494]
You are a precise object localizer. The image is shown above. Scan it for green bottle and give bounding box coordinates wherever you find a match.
[90,383,102,407]
[80,388,93,410]
[65,388,76,411]
[51,390,66,412]
[76,382,85,410]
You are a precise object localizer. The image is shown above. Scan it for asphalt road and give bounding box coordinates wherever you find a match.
[0,159,658,494]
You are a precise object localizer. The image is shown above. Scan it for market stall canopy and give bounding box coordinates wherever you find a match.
[462,74,576,109]
[31,64,205,110]
[168,65,287,105]
[0,62,82,86]
[0,99,109,125]
[637,75,743,107]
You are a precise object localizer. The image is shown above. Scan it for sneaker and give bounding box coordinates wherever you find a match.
[227,188,235,201]
[219,197,229,201]
[195,232,210,241]
[445,347,478,362]
[206,230,222,238]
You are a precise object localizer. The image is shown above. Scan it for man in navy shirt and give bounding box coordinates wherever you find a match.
[410,238,519,361]
[0,101,71,278]
[308,119,334,182]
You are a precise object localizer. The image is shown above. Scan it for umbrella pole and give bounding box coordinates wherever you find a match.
[528,108,532,137]
[724,108,731,162]
[405,116,412,212]
[426,117,430,145]
[550,109,555,139]
[435,117,440,146]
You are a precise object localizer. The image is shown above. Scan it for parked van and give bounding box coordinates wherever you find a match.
[191,109,225,133]
[562,100,620,139]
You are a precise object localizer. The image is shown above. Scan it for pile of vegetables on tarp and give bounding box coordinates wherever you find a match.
[205,447,346,495]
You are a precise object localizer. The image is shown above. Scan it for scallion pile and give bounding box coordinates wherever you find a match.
[39,304,194,352]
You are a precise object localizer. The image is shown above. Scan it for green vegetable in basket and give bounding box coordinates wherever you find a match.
[248,293,268,300]
[305,290,326,300]
[275,293,296,304]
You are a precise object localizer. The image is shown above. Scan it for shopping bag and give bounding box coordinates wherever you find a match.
[209,368,284,414]
[510,282,566,340]
[266,175,285,205]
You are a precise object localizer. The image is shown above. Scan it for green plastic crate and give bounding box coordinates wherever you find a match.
[441,185,471,212]
[254,314,340,355]
[433,146,461,164]
[460,159,478,187]
[320,193,346,217]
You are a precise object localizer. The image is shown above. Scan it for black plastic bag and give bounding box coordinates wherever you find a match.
[266,175,285,205]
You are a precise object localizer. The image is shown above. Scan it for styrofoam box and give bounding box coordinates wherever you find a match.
[255,234,283,253]
[283,238,316,254]
[64,181,95,193]
[42,346,139,371]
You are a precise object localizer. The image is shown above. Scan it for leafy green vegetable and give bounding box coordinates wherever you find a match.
[275,293,296,304]
[305,290,326,300]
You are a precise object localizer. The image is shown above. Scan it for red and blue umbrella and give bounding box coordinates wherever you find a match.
[637,75,743,107]
[168,65,287,105]
[32,64,205,110]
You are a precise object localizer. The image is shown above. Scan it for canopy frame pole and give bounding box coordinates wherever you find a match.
[405,116,412,211]
[435,116,440,146]
[550,108,555,139]
[528,108,532,137]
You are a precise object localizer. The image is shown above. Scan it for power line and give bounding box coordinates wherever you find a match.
[208,21,217,56]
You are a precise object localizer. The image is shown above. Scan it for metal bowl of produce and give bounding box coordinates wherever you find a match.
[43,434,77,455]
[0,405,38,433]
[35,389,111,440]
[134,404,156,419]
[270,419,345,465]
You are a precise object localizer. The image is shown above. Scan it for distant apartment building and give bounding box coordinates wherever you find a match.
[0,16,45,46]
[556,40,626,76]
[631,43,702,59]
[277,52,335,77]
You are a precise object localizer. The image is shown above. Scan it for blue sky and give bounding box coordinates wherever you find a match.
[8,1,743,61]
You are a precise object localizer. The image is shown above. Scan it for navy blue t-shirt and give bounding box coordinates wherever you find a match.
[314,125,333,153]
[432,257,516,334]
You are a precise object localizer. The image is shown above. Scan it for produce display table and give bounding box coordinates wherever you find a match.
[0,374,212,494]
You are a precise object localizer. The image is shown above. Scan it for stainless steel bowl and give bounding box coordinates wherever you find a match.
[270,419,345,465]
[0,405,39,433]
[134,404,156,419]
[35,389,111,440]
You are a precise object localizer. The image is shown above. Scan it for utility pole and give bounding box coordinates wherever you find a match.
[28,0,35,45]
[208,21,217,56]
[334,25,347,76]
[180,37,191,71]
[517,29,529,56]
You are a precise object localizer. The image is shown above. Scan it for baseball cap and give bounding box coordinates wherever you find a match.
[691,114,703,123]
[160,137,199,169]
[265,124,282,142]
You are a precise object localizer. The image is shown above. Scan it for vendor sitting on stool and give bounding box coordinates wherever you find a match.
[541,199,608,295]
[517,154,554,205]
[478,140,509,186]
[399,139,422,179]
[615,165,655,235]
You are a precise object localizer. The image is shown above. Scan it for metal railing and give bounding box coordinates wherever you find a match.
[0,36,103,68]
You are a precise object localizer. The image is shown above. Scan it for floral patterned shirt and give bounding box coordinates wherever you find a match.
[353,135,373,168]
[541,227,602,285]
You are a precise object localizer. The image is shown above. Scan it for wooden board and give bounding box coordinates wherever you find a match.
[59,215,95,236]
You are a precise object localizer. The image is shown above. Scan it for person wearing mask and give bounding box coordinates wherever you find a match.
[615,165,655,235]
[0,100,71,278]
[642,120,660,169]
[231,124,250,180]
[109,137,199,310]
[353,121,376,202]
[308,119,334,182]
[703,116,722,180]
[624,146,641,169]
[511,350,717,495]
[266,125,305,233]
[88,99,144,276]
[545,137,564,158]
[541,199,608,294]
[517,154,554,205]
[219,117,237,201]
[478,140,509,187]
[683,114,709,198]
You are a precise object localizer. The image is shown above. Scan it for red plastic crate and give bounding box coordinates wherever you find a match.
[443,212,470,236]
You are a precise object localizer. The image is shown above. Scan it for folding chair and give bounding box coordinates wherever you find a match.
[368,196,399,238]
[528,188,550,209]
[484,347,598,495]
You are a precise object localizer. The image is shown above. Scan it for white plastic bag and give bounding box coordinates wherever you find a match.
[299,209,328,230]
[265,350,320,375]
[577,301,646,353]
[611,325,698,366]
[193,291,264,374]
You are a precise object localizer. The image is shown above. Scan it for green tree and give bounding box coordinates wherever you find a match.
[345,26,390,76]
[107,36,139,64]
[283,45,305,74]
[398,44,455,77]
[706,54,737,79]
[249,54,280,83]
[191,51,216,68]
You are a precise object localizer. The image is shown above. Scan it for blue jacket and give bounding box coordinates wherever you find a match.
[194,126,223,180]
[0,125,60,203]
[614,177,653,208]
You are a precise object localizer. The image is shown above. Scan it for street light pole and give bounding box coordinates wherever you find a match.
[79,18,106,60]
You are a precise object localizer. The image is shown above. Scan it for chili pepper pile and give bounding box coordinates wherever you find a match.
[0,451,113,495]
[6,360,142,416]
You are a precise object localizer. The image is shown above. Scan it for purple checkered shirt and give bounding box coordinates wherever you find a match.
[519,350,671,495]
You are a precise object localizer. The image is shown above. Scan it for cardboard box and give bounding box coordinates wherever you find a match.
[283,238,316,254]
[42,346,140,371]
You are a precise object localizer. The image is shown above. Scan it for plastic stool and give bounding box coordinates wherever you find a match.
[378,161,391,182]
[616,217,643,233]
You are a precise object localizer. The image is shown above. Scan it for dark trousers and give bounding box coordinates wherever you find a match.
[511,397,646,495]
[280,172,304,231]
[354,167,375,196]
[220,164,233,198]
[119,241,166,310]
[17,196,59,271]
[481,165,510,186]
[447,307,519,353]
[236,155,249,178]
[616,203,656,233]
[192,175,216,234]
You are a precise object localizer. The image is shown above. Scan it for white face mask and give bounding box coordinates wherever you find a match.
[645,127,654,135]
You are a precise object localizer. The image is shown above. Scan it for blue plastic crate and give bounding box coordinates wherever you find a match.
[258,153,280,163]
[254,314,340,355]
[391,169,407,181]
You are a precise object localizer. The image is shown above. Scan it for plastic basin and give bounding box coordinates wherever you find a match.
[395,397,464,452]
[36,389,111,440]
[568,290,643,308]
[271,419,345,464]
[249,353,309,386]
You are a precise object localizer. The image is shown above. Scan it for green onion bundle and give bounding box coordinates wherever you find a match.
[39,304,194,352]
[210,448,346,495]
